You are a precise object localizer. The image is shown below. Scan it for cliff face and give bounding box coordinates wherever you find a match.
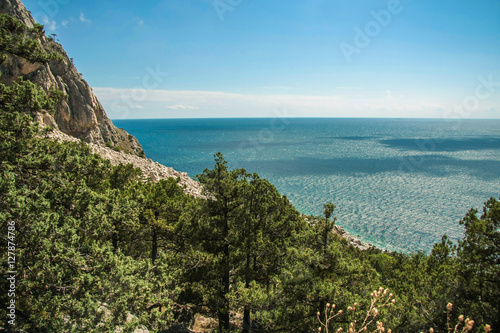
[0,0,143,155]
[1,0,204,197]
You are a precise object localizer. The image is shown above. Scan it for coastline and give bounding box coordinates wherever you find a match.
[302,216,376,251]
[41,128,381,253]
[332,225,375,251]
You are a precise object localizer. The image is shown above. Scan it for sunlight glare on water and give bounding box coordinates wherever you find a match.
[114,118,500,253]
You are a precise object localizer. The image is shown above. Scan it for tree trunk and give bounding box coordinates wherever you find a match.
[221,242,230,331]
[219,210,230,332]
[243,253,252,333]
[219,308,230,332]
[243,306,252,333]
[151,227,158,264]
[323,223,328,254]
[218,252,230,331]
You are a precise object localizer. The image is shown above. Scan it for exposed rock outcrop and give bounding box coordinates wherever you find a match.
[2,0,204,197]
[332,225,374,251]
[303,216,375,251]
[44,129,204,198]
[0,0,143,155]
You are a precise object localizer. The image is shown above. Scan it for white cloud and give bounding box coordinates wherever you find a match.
[79,12,92,24]
[167,104,199,110]
[111,102,143,109]
[336,86,361,90]
[42,16,57,31]
[59,16,76,28]
[93,87,500,120]
[262,86,297,90]
[386,90,394,101]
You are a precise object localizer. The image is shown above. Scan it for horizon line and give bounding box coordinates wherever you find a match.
[111,116,500,121]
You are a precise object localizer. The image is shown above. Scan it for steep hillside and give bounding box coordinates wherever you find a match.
[0,0,143,155]
[45,129,204,198]
[0,0,205,196]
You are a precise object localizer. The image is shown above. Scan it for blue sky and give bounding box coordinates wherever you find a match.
[22,0,500,118]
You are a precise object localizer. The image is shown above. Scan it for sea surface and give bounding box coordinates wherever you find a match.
[113,118,500,253]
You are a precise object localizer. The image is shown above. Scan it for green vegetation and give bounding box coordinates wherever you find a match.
[1,11,498,333]
[0,13,62,64]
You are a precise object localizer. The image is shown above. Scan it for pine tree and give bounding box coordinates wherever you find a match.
[456,197,500,329]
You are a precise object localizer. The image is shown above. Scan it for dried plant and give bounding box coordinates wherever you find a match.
[428,303,492,333]
[317,294,493,333]
[316,287,395,333]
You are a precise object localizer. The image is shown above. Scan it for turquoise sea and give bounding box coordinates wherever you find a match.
[113,118,500,253]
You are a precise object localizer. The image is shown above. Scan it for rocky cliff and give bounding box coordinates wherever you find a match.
[0,0,143,155]
[1,0,204,197]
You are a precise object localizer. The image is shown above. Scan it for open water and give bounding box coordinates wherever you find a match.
[113,118,500,253]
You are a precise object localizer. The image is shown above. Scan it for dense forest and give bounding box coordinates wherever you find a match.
[1,12,499,333]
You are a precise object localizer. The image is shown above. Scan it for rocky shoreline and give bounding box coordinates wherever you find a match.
[303,216,375,251]
[332,225,374,251]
